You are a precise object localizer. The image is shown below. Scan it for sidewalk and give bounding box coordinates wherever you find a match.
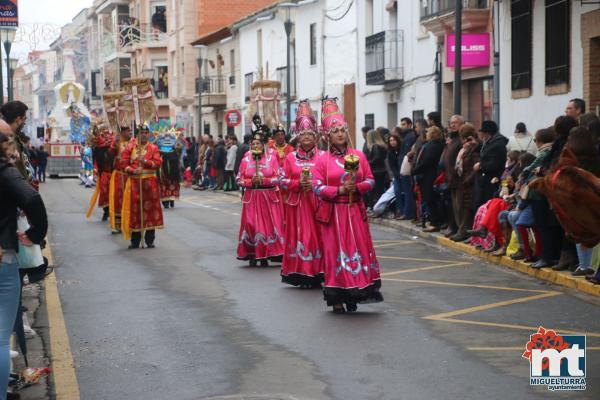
[370,217,600,298]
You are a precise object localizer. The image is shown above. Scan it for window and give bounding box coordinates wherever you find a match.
[150,3,167,33]
[229,49,235,85]
[152,63,168,99]
[310,23,317,65]
[545,0,570,87]
[204,123,210,135]
[412,110,424,123]
[365,113,375,129]
[511,0,532,91]
[276,66,296,97]
[245,72,254,102]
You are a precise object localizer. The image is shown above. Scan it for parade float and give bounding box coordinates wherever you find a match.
[246,66,282,133]
[45,49,92,177]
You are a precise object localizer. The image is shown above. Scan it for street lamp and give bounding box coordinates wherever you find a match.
[8,58,17,101]
[193,44,206,139]
[279,3,296,132]
[0,28,16,104]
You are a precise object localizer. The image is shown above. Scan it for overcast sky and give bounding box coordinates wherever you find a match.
[13,0,94,61]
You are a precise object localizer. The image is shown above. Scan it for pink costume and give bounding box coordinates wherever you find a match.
[280,100,325,287]
[236,147,285,261]
[312,98,383,306]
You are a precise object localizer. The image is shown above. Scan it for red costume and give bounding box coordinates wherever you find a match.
[86,129,115,219]
[268,140,294,167]
[108,135,132,231]
[120,140,164,239]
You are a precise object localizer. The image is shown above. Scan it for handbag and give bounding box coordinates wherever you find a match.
[400,156,412,176]
[16,215,44,269]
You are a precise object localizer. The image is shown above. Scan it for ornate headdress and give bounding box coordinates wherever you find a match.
[252,128,269,144]
[295,100,317,136]
[320,96,347,134]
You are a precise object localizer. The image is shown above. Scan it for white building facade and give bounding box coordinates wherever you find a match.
[498,0,600,133]
[356,0,437,141]
[233,0,358,144]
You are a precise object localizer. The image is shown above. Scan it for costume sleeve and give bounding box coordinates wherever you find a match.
[121,142,134,173]
[280,154,300,192]
[144,146,162,170]
[312,154,339,200]
[261,155,282,186]
[356,151,375,195]
[236,154,253,188]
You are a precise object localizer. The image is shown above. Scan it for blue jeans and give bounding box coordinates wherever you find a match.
[392,178,402,214]
[399,175,416,219]
[0,254,20,398]
[506,210,522,246]
[576,243,592,269]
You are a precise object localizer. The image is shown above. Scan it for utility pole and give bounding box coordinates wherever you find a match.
[453,0,462,115]
[284,17,293,131]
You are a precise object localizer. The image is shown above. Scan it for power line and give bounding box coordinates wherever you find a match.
[325,0,354,21]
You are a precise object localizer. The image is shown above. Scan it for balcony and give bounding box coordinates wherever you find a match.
[365,30,404,86]
[118,23,168,51]
[421,0,490,37]
[196,77,226,107]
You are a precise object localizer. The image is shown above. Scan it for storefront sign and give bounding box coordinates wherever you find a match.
[225,109,242,127]
[446,33,490,68]
[0,0,18,28]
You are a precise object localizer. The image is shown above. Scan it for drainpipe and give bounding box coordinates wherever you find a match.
[453,0,462,115]
[492,0,500,125]
[435,48,441,113]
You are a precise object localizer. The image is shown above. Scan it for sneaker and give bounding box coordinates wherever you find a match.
[23,313,36,337]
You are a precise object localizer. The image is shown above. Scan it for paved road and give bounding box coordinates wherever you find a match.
[41,180,600,400]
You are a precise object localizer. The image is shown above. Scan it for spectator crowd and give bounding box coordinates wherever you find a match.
[364,98,600,282]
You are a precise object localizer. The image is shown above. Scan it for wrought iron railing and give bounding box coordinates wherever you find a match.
[421,0,490,20]
[195,77,225,94]
[365,30,404,85]
[118,23,168,49]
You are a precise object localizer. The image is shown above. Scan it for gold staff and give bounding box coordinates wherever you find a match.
[343,154,360,205]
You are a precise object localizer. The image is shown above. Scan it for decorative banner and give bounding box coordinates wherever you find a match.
[225,109,242,127]
[0,0,18,28]
[446,33,490,68]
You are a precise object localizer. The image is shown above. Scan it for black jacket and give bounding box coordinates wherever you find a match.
[474,134,509,207]
[367,144,388,175]
[235,143,250,174]
[213,143,227,170]
[386,147,401,180]
[412,139,444,202]
[0,159,48,251]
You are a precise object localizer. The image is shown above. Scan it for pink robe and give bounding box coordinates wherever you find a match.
[280,148,325,287]
[312,148,383,306]
[236,148,285,261]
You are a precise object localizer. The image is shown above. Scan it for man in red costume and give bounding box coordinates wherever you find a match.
[268,124,293,167]
[108,125,133,233]
[87,127,115,221]
[120,124,164,249]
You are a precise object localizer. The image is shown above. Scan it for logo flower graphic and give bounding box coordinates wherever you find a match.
[523,327,570,371]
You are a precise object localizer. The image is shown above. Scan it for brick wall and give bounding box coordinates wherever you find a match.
[581,9,600,114]
[197,0,276,38]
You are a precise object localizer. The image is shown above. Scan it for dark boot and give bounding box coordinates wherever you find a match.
[102,206,109,221]
[145,230,155,248]
[170,200,174,208]
[467,226,488,238]
[162,201,170,209]
[129,232,141,249]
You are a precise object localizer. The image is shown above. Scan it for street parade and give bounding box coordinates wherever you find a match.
[2,1,600,400]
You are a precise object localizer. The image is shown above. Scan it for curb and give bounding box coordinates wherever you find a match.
[370,217,600,298]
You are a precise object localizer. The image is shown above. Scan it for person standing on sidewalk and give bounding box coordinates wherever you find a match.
[397,117,416,220]
[36,146,49,183]
[224,136,238,191]
[0,130,48,400]
[442,115,464,238]
[213,136,227,190]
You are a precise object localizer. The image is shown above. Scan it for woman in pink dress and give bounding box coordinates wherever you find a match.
[236,129,285,267]
[312,98,384,313]
[280,101,325,288]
